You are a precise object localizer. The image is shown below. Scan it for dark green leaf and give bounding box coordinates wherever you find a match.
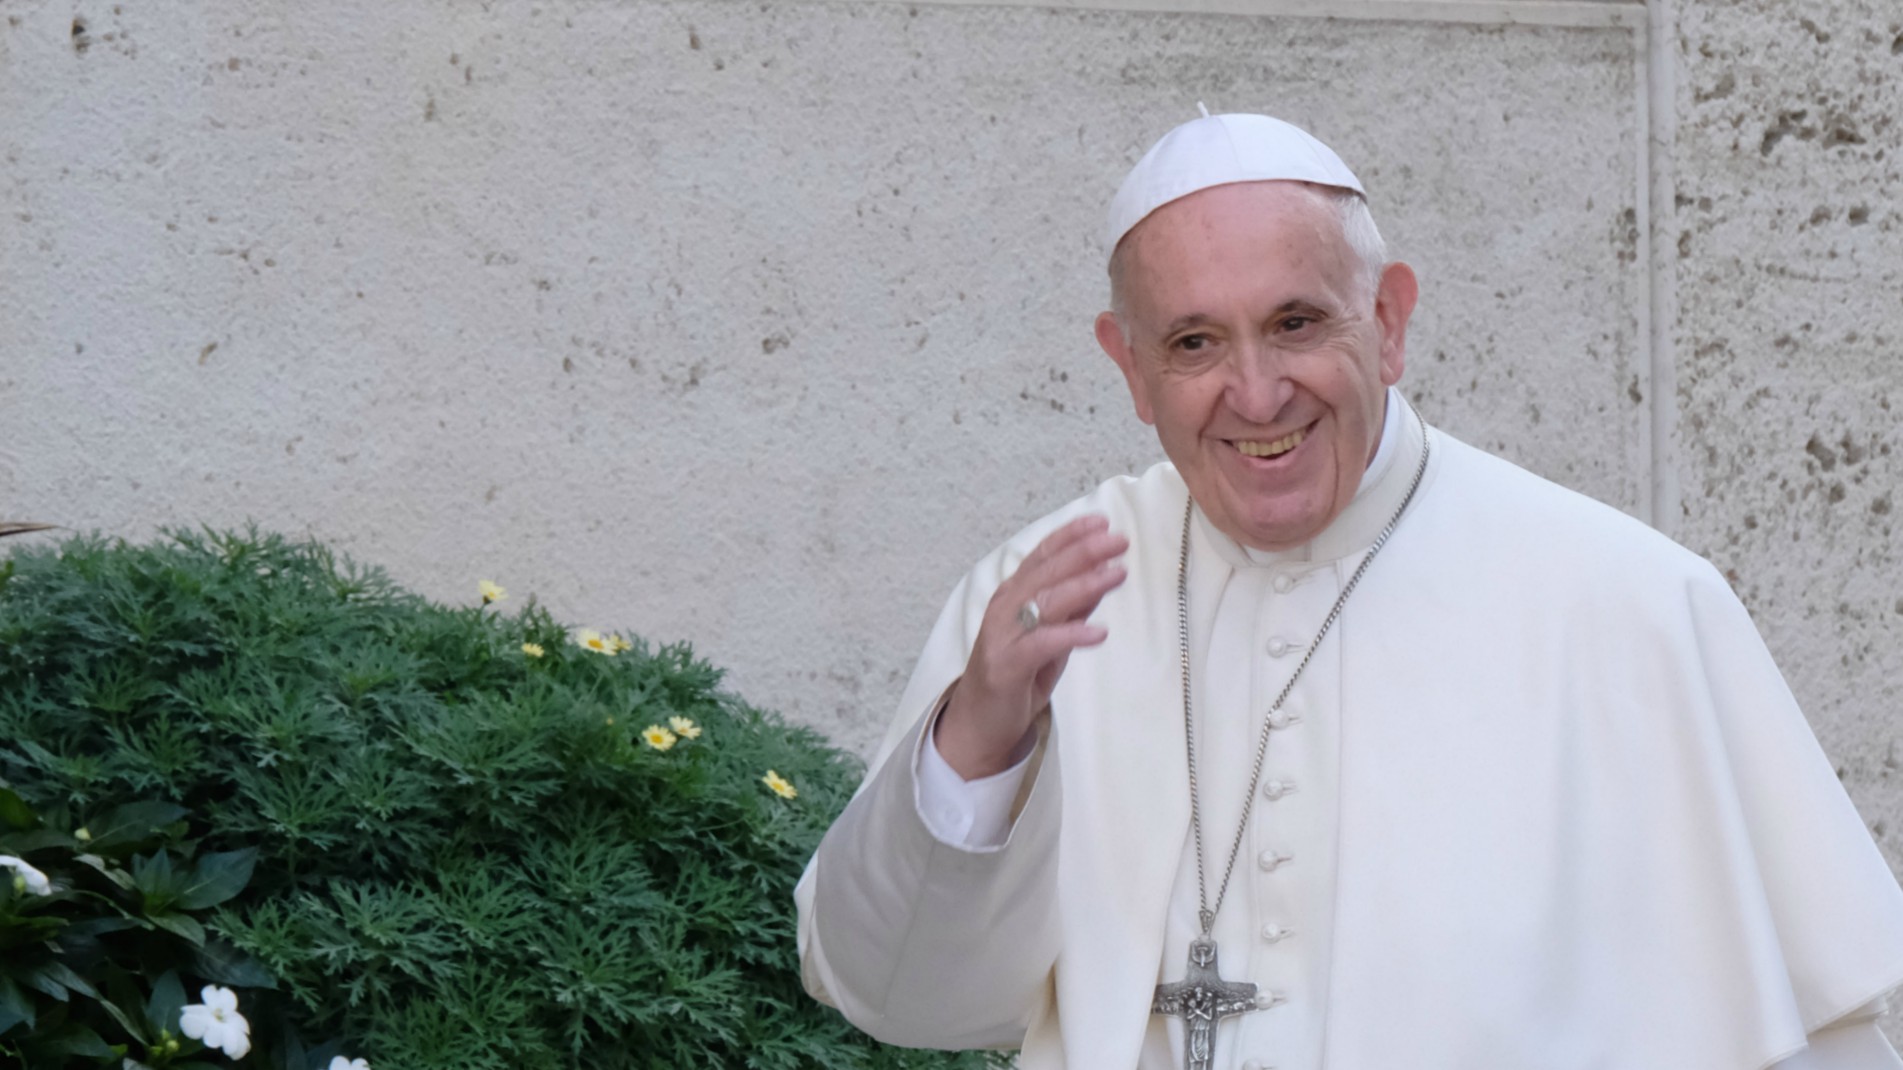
[0,914,65,950]
[0,788,35,832]
[189,937,277,989]
[37,1021,116,1058]
[39,959,100,1001]
[12,958,71,1001]
[85,802,189,852]
[0,973,35,1036]
[146,910,206,947]
[144,969,186,1039]
[129,850,180,907]
[71,853,138,891]
[0,828,73,855]
[94,991,147,1046]
[62,915,140,939]
[173,849,256,911]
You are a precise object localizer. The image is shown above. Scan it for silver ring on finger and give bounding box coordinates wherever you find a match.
[1017,598,1042,631]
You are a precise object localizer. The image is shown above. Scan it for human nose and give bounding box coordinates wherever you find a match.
[1221,339,1295,424]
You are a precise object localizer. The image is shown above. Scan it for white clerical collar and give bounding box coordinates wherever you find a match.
[1193,388,1424,568]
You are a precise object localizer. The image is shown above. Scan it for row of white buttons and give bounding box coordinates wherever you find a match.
[1251,579,1304,1070]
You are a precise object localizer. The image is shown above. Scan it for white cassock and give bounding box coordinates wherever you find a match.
[796,392,1903,1069]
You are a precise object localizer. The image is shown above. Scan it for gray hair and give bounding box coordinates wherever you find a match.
[1108,183,1388,344]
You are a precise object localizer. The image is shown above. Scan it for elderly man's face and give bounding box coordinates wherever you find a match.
[1095,181,1418,552]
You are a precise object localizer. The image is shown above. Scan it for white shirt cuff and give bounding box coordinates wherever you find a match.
[915,721,1035,849]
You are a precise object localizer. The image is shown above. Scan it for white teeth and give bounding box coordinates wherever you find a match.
[1235,429,1306,458]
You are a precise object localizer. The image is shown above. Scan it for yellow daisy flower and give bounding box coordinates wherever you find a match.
[643,725,678,751]
[479,580,507,604]
[520,642,545,658]
[762,770,797,800]
[576,629,616,656]
[669,716,701,740]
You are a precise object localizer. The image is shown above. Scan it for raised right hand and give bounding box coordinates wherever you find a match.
[934,515,1129,779]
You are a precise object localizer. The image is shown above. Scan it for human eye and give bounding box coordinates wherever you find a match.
[1172,333,1213,353]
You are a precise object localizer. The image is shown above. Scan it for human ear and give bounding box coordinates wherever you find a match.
[1373,262,1419,386]
[1095,310,1156,426]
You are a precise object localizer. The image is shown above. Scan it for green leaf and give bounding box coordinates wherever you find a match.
[99,967,150,1046]
[38,1021,116,1058]
[93,992,146,1046]
[85,802,189,852]
[190,937,277,990]
[0,788,35,832]
[12,958,72,1001]
[0,973,35,1036]
[173,849,256,911]
[39,959,101,1001]
[71,853,138,891]
[146,911,206,947]
[129,851,181,909]
[0,828,73,855]
[63,915,140,940]
[0,914,65,950]
[144,970,185,1040]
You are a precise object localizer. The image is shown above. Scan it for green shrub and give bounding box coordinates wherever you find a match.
[0,529,1003,1070]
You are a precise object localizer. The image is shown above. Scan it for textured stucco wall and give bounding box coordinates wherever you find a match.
[1674,0,1903,882]
[0,1,1645,756]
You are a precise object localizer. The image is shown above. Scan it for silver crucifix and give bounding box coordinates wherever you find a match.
[1151,936,1259,1070]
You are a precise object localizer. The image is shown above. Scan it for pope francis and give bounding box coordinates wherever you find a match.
[794,112,1903,1069]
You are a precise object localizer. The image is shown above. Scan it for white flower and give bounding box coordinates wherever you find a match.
[328,1058,371,1070]
[0,854,51,896]
[179,985,251,1059]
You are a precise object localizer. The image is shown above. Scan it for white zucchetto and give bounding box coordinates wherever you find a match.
[1104,111,1366,258]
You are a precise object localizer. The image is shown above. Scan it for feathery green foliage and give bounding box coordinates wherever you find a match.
[0,529,1006,1069]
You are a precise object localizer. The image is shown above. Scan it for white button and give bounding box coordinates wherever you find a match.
[1267,711,1302,730]
[1263,778,1297,800]
[1258,850,1292,871]
[1262,922,1296,943]
[1255,990,1287,1010]
[1272,574,1294,593]
[1266,637,1291,657]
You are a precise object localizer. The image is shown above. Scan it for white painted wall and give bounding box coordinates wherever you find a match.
[1,0,1646,751]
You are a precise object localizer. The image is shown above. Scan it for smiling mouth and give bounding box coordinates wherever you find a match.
[1232,427,1308,459]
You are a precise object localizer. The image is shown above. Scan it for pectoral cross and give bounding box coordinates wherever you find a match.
[1151,935,1259,1070]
